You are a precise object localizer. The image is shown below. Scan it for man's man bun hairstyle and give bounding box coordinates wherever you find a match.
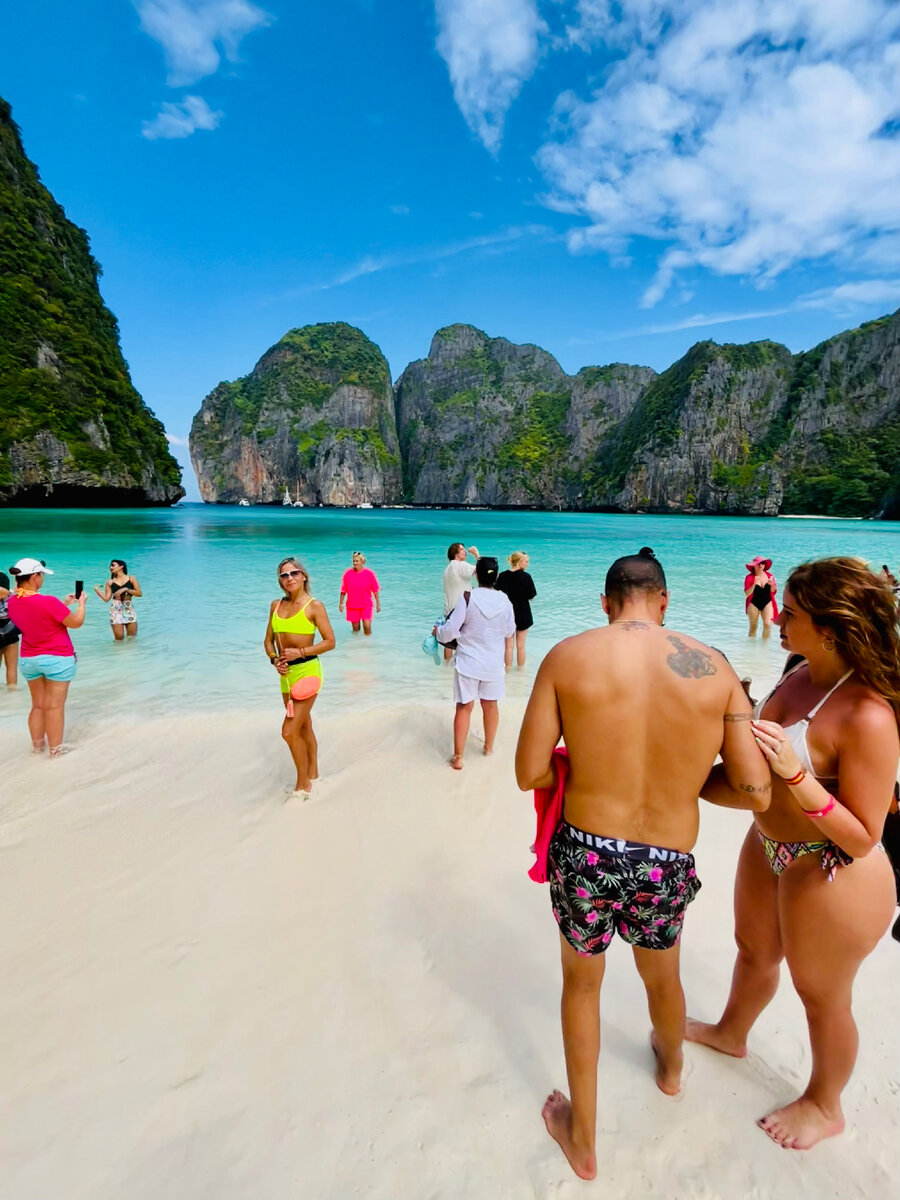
[475,556,498,587]
[605,546,667,600]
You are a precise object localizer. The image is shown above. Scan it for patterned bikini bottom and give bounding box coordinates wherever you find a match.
[757,830,853,883]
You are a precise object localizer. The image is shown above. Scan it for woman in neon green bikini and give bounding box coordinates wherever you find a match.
[264,556,335,798]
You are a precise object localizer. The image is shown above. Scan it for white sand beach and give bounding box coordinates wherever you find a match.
[1,695,898,1199]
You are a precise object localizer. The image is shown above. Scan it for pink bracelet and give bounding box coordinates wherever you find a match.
[800,794,836,819]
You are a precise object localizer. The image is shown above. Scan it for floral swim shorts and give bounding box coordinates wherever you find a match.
[548,822,701,955]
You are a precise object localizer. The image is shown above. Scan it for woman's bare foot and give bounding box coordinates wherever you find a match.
[684,1018,747,1058]
[541,1090,596,1180]
[449,754,463,770]
[650,1032,682,1096]
[758,1097,844,1149]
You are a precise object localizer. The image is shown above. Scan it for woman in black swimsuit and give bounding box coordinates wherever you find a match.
[496,550,537,668]
[744,555,777,638]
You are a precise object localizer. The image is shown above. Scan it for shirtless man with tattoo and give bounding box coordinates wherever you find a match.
[515,546,770,1181]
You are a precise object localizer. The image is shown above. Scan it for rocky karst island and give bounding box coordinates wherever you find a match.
[191,315,900,518]
[3,88,899,519]
[0,97,183,507]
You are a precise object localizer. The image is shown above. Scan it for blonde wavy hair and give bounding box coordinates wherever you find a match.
[787,556,900,724]
[507,550,528,568]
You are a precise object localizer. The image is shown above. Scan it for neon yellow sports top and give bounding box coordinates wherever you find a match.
[271,598,316,635]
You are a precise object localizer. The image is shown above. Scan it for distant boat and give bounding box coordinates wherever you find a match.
[293,483,304,508]
[282,487,292,506]
[357,501,373,509]
[237,498,251,507]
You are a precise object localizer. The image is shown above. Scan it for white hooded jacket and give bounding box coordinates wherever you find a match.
[436,587,515,681]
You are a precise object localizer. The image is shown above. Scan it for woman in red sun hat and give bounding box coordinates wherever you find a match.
[744,555,778,638]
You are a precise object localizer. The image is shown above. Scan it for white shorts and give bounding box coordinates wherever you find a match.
[453,671,505,704]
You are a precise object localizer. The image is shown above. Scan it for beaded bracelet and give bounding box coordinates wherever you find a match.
[800,794,836,819]
[783,769,806,786]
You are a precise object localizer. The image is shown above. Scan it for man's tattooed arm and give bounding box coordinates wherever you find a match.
[724,712,752,722]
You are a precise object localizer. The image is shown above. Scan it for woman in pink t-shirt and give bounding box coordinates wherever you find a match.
[7,557,86,756]
[338,552,381,636]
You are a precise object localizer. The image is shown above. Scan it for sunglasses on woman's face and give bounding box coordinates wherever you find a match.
[280,569,303,580]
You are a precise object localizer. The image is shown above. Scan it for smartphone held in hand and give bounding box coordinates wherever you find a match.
[75,580,83,599]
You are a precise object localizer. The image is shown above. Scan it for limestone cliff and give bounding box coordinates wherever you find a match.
[0,97,183,506]
[394,324,653,506]
[585,316,900,517]
[190,313,900,517]
[189,323,402,505]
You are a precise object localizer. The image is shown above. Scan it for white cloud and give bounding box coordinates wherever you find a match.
[570,277,900,344]
[435,0,546,153]
[390,204,410,215]
[798,279,900,310]
[134,0,271,86]
[282,224,554,296]
[142,95,223,139]
[539,1,900,302]
[166,431,190,447]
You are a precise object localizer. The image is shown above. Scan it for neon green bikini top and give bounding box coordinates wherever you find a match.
[271,598,316,635]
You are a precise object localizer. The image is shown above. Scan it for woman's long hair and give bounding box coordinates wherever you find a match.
[787,557,900,724]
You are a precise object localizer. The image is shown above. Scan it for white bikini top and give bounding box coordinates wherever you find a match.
[754,664,854,776]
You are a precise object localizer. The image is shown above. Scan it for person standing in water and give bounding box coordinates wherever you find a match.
[515,547,769,1181]
[7,558,86,756]
[264,557,335,799]
[94,559,142,640]
[0,570,20,686]
[744,555,777,638]
[339,552,381,635]
[496,550,537,669]
[441,542,479,661]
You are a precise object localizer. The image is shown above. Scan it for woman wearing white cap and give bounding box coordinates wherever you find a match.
[6,558,86,756]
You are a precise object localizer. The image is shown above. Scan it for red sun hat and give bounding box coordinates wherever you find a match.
[745,555,773,571]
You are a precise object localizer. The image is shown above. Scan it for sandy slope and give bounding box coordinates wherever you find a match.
[0,696,897,1200]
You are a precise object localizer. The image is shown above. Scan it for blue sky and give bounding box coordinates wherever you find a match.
[4,1,900,499]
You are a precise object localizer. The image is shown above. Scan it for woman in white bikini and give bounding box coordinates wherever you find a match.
[688,557,898,1150]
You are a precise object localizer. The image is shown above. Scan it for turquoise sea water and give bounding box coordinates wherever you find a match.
[1,506,899,728]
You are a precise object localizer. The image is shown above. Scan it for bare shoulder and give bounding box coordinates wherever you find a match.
[544,629,604,663]
[661,630,729,680]
[844,686,898,738]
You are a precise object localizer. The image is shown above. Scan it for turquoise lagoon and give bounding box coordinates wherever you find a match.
[1,506,898,727]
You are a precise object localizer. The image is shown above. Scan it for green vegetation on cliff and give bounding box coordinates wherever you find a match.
[222,323,392,436]
[0,96,182,502]
[195,312,900,516]
[189,321,401,504]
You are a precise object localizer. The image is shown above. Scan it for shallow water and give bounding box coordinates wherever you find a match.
[1,505,898,729]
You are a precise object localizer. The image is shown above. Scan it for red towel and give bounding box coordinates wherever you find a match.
[528,746,568,883]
